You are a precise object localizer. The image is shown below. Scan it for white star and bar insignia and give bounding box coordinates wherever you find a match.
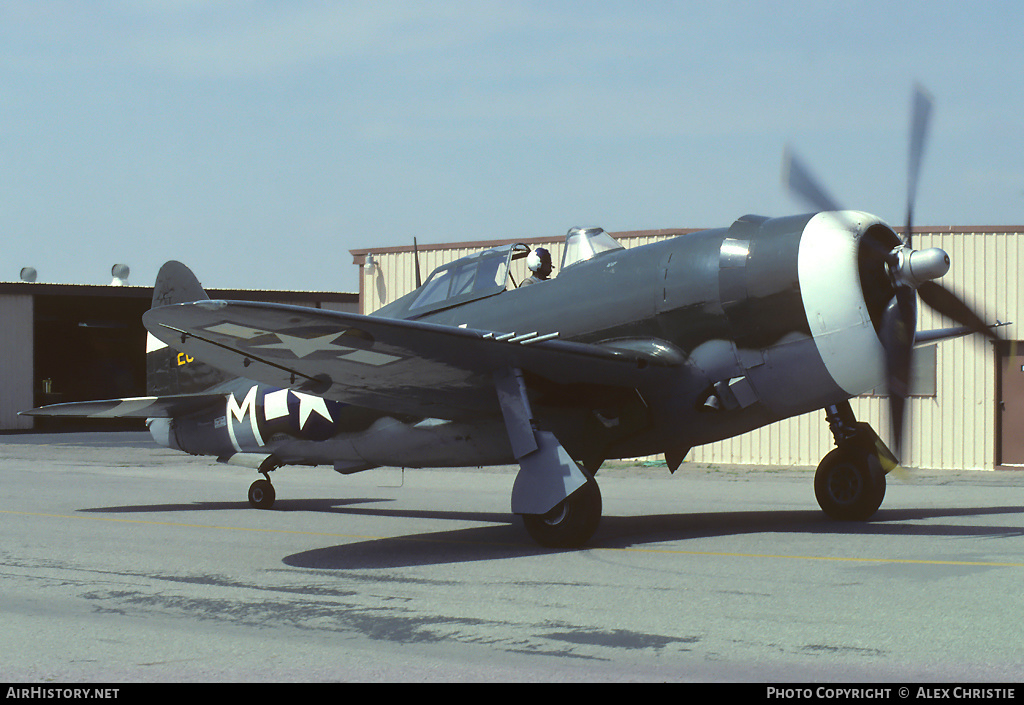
[253,332,346,359]
[201,323,400,366]
[264,388,333,429]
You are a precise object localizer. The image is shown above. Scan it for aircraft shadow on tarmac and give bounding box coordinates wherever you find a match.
[282,505,1024,570]
[80,498,1024,570]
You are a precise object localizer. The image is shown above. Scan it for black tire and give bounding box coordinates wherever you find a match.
[521,477,602,548]
[814,447,885,520]
[248,478,276,509]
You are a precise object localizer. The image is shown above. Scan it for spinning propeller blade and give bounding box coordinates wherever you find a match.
[917,281,1000,342]
[784,84,1001,461]
[905,84,933,248]
[782,147,841,214]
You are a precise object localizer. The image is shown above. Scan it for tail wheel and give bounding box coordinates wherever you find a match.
[521,475,602,548]
[248,478,276,509]
[814,447,885,520]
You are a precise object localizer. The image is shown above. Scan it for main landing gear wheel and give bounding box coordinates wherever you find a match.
[814,447,885,521]
[248,478,276,509]
[521,475,602,548]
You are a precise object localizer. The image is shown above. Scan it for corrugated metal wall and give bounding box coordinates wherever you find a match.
[358,228,1023,470]
[0,294,34,430]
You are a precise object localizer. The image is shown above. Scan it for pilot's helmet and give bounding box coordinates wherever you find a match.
[527,247,551,272]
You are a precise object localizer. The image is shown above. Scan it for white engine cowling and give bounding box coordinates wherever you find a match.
[797,211,901,397]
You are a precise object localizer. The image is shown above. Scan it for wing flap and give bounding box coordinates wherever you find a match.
[143,300,679,420]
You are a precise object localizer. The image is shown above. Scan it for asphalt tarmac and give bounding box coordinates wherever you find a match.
[2,432,1024,683]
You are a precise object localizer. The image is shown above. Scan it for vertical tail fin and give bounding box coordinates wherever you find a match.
[147,261,234,395]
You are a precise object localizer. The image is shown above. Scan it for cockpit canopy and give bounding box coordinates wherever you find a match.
[396,227,625,318]
[561,227,624,270]
[409,243,529,313]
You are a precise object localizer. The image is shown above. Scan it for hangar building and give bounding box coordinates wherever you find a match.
[0,278,357,432]
[350,224,1024,471]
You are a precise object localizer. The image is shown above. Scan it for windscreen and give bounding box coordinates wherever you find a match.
[561,227,624,269]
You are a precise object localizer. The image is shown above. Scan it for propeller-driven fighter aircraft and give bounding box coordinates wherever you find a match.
[24,87,1004,548]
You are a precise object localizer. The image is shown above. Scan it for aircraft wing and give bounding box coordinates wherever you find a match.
[915,321,1010,346]
[21,393,227,419]
[143,300,681,421]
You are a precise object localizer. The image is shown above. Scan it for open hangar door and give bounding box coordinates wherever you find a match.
[31,291,149,431]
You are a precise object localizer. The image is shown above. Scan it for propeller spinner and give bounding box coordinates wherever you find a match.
[784,85,1001,460]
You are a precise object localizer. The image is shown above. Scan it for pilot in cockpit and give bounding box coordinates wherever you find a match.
[520,247,553,286]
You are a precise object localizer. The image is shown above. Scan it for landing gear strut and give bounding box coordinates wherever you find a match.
[494,365,601,548]
[815,402,896,521]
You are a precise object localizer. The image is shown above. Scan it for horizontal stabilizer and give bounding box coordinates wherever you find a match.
[21,393,226,419]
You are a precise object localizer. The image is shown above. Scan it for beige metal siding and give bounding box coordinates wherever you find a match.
[0,294,34,430]
[358,228,1024,470]
[320,299,359,313]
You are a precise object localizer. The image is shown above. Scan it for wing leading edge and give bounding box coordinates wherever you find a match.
[143,300,681,421]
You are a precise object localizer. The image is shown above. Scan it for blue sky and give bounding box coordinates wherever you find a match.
[2,1,1022,292]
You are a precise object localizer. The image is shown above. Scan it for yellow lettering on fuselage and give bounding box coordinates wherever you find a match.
[176,352,194,366]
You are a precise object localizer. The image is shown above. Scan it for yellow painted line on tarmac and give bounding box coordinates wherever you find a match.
[611,545,1024,568]
[4,508,1024,568]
